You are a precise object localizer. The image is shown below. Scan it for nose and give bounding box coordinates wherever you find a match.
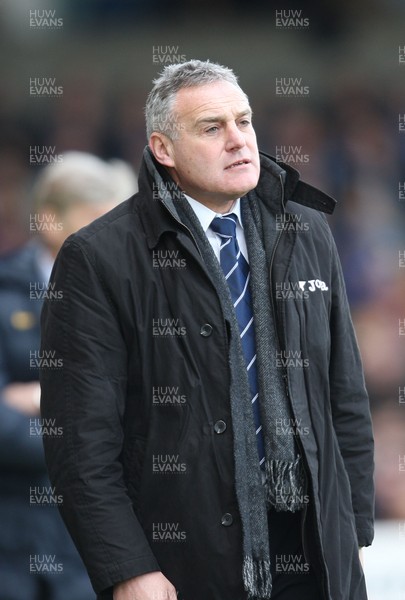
[225,122,246,152]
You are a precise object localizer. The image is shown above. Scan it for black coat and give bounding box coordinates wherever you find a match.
[40,150,374,600]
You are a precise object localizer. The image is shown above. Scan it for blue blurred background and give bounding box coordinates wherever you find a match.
[0,1,404,598]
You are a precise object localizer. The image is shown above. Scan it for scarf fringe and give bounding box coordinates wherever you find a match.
[265,456,305,512]
[243,556,272,600]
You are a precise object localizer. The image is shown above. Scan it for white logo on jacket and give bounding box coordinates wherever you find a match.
[299,279,329,292]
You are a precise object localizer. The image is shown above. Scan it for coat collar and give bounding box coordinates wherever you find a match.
[254,150,336,215]
[136,146,336,249]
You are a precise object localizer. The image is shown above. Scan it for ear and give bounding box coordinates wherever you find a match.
[149,132,175,168]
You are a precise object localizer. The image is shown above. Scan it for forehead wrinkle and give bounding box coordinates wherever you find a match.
[174,86,251,125]
[195,108,252,127]
[191,104,251,131]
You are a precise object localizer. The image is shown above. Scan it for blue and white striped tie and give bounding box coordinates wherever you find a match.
[210,214,265,468]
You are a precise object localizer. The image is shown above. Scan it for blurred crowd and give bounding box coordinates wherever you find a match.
[0,12,404,596]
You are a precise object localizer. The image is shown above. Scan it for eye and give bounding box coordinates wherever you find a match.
[206,125,219,134]
[239,119,251,127]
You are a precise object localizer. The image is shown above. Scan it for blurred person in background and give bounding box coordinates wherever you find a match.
[372,403,405,520]
[0,126,33,256]
[0,151,137,600]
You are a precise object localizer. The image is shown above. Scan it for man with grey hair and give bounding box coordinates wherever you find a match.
[41,60,374,600]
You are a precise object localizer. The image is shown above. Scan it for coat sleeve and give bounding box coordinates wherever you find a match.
[328,233,375,548]
[40,238,160,594]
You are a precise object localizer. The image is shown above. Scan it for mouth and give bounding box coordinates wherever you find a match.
[225,159,251,170]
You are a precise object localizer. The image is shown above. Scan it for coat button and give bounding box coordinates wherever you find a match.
[221,513,233,527]
[200,323,213,337]
[214,420,227,434]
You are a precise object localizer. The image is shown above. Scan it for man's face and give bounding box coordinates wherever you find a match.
[153,81,260,209]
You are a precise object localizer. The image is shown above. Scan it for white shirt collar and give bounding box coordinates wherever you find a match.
[183,194,243,233]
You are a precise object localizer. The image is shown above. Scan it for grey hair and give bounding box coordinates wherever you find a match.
[145,59,249,140]
[33,151,138,213]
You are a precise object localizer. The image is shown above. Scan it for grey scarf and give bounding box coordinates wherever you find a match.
[144,151,305,600]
